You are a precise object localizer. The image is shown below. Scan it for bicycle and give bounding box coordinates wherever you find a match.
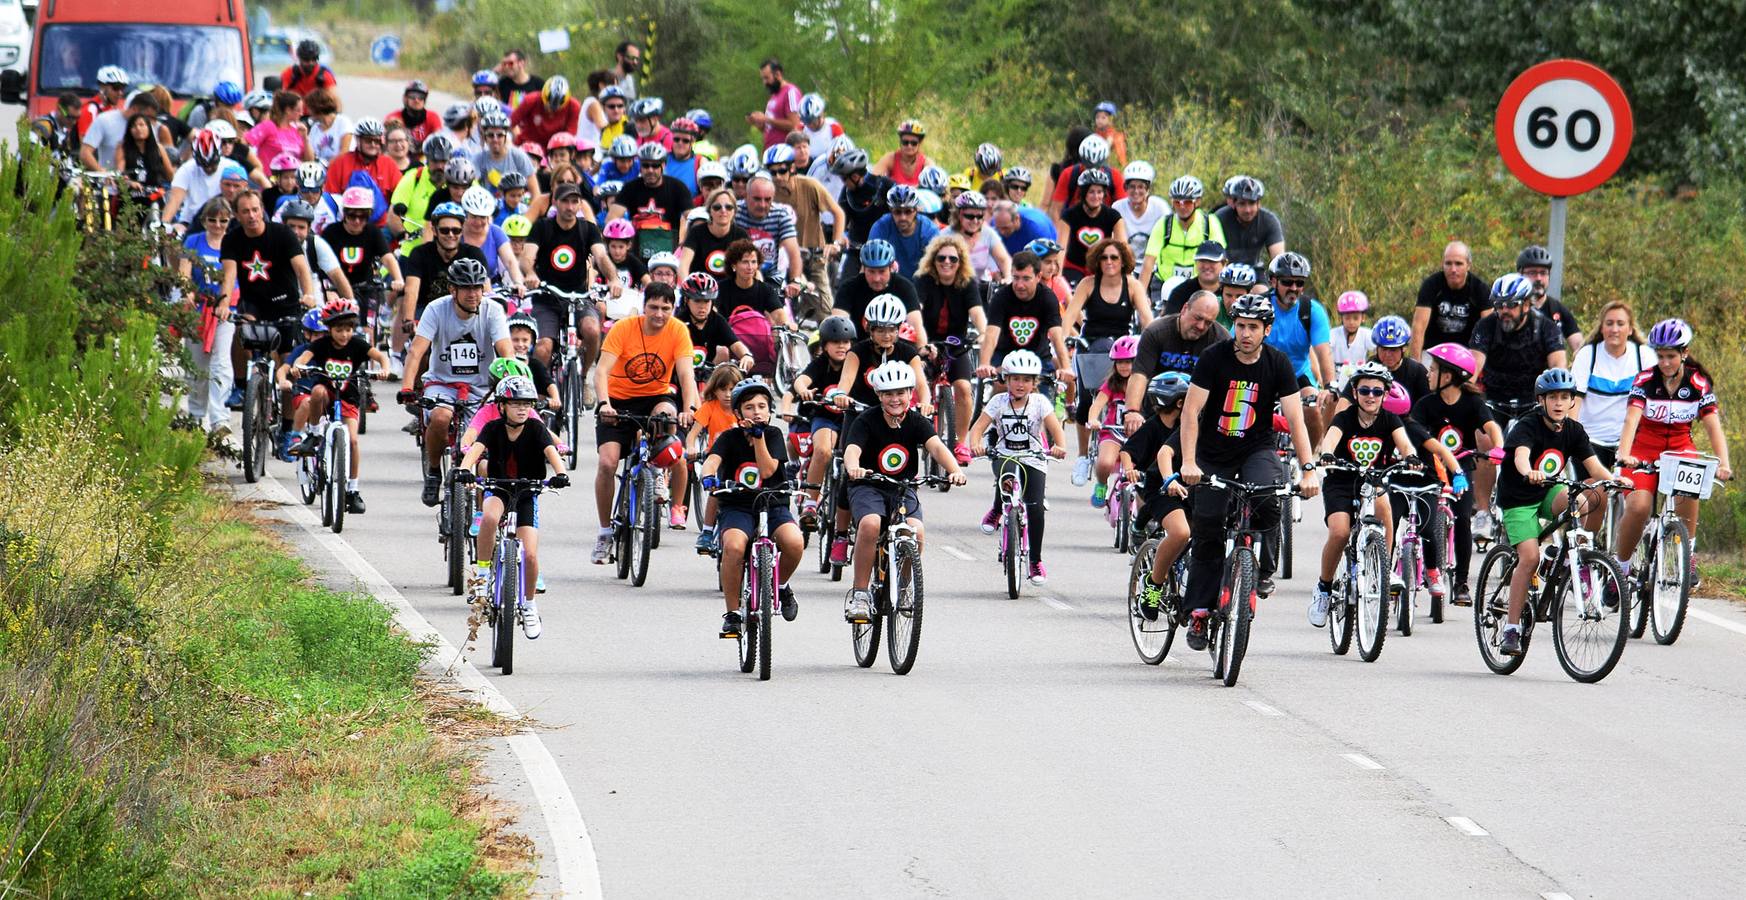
[770,321,812,397]
[1319,459,1419,662]
[525,283,605,469]
[1273,428,1302,579]
[1473,475,1630,683]
[64,166,119,233]
[809,399,866,581]
[1622,452,1722,646]
[290,364,374,533]
[1390,478,1453,634]
[715,486,806,681]
[606,412,676,587]
[1126,518,1191,664]
[986,449,1051,599]
[1199,475,1297,686]
[1476,397,1539,551]
[925,335,976,492]
[470,476,555,676]
[233,314,303,483]
[1095,421,1132,552]
[847,472,949,675]
[418,391,481,595]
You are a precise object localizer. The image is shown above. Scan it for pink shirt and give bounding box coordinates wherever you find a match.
[246,120,306,167]
[763,82,801,148]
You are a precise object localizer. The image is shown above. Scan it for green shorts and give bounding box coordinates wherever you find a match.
[1500,486,1566,546]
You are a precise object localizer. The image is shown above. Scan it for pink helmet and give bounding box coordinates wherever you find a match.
[1110,334,1141,361]
[1336,290,1369,314]
[603,218,635,240]
[339,186,374,210]
[1383,382,1411,415]
[1426,342,1477,379]
[546,132,578,151]
[270,151,303,173]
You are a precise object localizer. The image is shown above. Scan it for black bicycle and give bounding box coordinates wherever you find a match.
[1198,475,1297,686]
[419,391,483,594]
[847,473,949,675]
[234,314,303,483]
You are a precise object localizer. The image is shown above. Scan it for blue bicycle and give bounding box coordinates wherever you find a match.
[607,412,677,587]
[465,476,554,676]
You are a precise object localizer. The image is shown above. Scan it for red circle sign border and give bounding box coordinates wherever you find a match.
[1494,59,1634,197]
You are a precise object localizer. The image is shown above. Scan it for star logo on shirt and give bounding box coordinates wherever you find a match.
[244,251,272,282]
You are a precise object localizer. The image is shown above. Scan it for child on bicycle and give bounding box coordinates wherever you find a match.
[966,350,1068,585]
[506,311,561,421]
[841,362,966,622]
[1308,362,1421,629]
[455,376,570,640]
[1411,343,1501,607]
[1382,381,1468,605]
[1084,334,1139,509]
[1495,367,1627,656]
[1129,372,1193,619]
[832,296,929,566]
[286,300,388,513]
[688,365,744,554]
[275,311,328,459]
[790,315,856,532]
[458,357,536,451]
[697,379,805,637]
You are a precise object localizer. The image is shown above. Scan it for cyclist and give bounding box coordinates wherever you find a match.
[678,272,756,370]
[438,102,480,159]
[1410,343,1502,607]
[32,91,82,158]
[459,185,526,292]
[1613,319,1733,578]
[841,361,967,622]
[323,187,404,314]
[323,118,401,209]
[959,142,1005,192]
[1138,176,1225,288]
[1471,273,1568,536]
[791,315,857,527]
[510,76,579,150]
[1262,251,1334,442]
[280,39,337,97]
[454,375,571,640]
[680,188,749,277]
[699,378,805,635]
[1046,134,1124,221]
[834,295,930,418]
[1026,237,1073,309]
[504,313,561,420]
[278,161,339,230]
[1112,161,1164,275]
[1179,294,1320,650]
[832,239,925,342]
[1515,244,1582,354]
[397,257,514,506]
[602,218,650,289]
[940,192,1010,283]
[385,80,439,153]
[590,282,699,563]
[1209,175,1284,274]
[1129,371,1195,619]
[1408,241,1488,359]
[684,107,719,161]
[795,93,844,162]
[617,142,694,260]
[1056,168,1126,286]
[1084,335,1141,507]
[261,152,303,219]
[472,109,539,199]
[388,134,453,249]
[832,148,892,279]
[221,192,321,417]
[180,196,237,434]
[1493,368,1626,657]
[522,182,622,372]
[1212,262,1259,329]
[767,143,847,314]
[976,252,1074,399]
[914,233,989,460]
[870,119,932,186]
[1124,290,1229,436]
[1328,290,1374,393]
[737,172,806,293]
[597,136,642,193]
[966,350,1068,584]
[280,200,353,303]
[598,86,630,148]
[1066,236,1150,478]
[401,203,491,351]
[162,129,226,231]
[286,299,388,513]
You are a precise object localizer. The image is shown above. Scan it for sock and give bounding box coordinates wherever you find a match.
[1317,579,1331,593]
[346,478,359,491]
[1503,623,1520,635]
[599,526,614,538]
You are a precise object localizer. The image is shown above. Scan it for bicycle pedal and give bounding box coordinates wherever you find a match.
[719,630,741,639]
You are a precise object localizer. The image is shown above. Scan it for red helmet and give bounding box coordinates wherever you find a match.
[320,298,360,326]
[519,141,545,162]
[681,272,719,301]
[546,132,578,151]
[649,434,685,468]
[191,129,222,167]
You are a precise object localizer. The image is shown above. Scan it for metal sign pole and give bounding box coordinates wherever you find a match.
[1546,196,1568,301]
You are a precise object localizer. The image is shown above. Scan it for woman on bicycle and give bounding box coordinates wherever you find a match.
[1613,319,1733,577]
[1570,302,1652,471]
[1056,169,1127,287]
[1084,334,1141,508]
[1066,236,1150,481]
[966,350,1068,585]
[285,300,389,514]
[698,379,805,637]
[688,365,745,554]
[116,112,174,200]
[915,233,987,463]
[791,315,857,533]
[1308,362,1421,628]
[1410,343,1502,606]
[1128,371,1194,620]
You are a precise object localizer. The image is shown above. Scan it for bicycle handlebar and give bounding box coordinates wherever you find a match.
[853,472,953,489]
[1200,475,1298,497]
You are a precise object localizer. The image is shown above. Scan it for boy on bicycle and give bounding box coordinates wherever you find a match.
[790,315,856,530]
[455,375,571,640]
[1495,367,1626,656]
[286,299,388,513]
[1128,371,1193,619]
[965,350,1067,585]
[841,362,966,622]
[697,379,805,637]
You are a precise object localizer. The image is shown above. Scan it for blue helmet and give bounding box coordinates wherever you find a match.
[1145,371,1191,413]
[213,80,243,106]
[471,69,497,87]
[885,183,919,209]
[685,108,713,131]
[1646,317,1692,350]
[1024,237,1062,258]
[1370,315,1411,349]
[1535,367,1578,396]
[1490,273,1534,307]
[860,239,896,268]
[429,201,465,224]
[301,308,328,332]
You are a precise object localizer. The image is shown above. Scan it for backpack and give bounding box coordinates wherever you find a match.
[728,306,776,376]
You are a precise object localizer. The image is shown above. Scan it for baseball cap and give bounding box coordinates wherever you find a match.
[554,182,583,200]
[219,160,251,184]
[1194,241,1226,262]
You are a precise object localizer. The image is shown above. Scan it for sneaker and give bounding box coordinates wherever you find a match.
[1388,571,1406,599]
[401,417,421,434]
[520,598,542,639]
[1138,579,1164,620]
[980,508,1001,535]
[1029,562,1048,585]
[1426,570,1444,600]
[655,471,670,502]
[277,433,297,462]
[421,472,441,507]
[467,567,490,605]
[695,528,718,555]
[388,353,405,380]
[1474,508,1493,538]
[535,573,547,594]
[209,422,232,444]
[1257,576,1275,598]
[1309,588,1332,628]
[844,589,873,623]
[1185,610,1210,651]
[799,500,820,531]
[669,503,688,530]
[1071,455,1092,486]
[1453,582,1473,607]
[1499,627,1523,657]
[225,386,244,410]
[829,537,850,565]
[592,534,612,564]
[953,442,973,465]
[779,585,798,621]
[346,491,366,514]
[721,611,744,638]
[1091,483,1108,508]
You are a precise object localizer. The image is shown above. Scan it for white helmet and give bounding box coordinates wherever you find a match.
[647,251,680,273]
[460,185,497,218]
[1078,134,1110,167]
[206,119,238,142]
[697,159,728,182]
[1000,350,1043,377]
[867,361,917,392]
[1168,175,1204,201]
[1122,160,1155,184]
[863,294,906,328]
[95,65,130,87]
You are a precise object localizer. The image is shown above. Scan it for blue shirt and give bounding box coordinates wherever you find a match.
[1000,205,1056,256]
[182,231,224,296]
[867,213,940,280]
[664,155,699,196]
[1263,292,1331,385]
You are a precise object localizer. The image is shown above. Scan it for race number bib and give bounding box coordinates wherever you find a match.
[999,413,1033,450]
[446,334,481,375]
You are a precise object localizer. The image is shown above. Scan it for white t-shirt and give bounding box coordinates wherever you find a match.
[1329,325,1375,389]
[800,118,842,163]
[1113,196,1168,268]
[81,108,130,171]
[983,390,1053,469]
[808,155,844,221]
[169,161,226,224]
[1573,340,1653,445]
[946,224,1004,280]
[307,114,353,164]
[578,97,604,147]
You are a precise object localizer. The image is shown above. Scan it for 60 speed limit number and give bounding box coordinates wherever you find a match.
[1495,59,1634,197]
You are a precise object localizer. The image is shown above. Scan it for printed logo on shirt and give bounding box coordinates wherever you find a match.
[734,460,762,489]
[1007,317,1040,346]
[703,249,729,275]
[624,352,668,385]
[1216,379,1260,437]
[1536,448,1566,478]
[244,250,273,282]
[1075,226,1106,248]
[323,360,353,381]
[692,346,707,367]
[1437,424,1464,453]
[550,245,578,271]
[877,444,910,474]
[340,245,364,267]
[1347,436,1384,468]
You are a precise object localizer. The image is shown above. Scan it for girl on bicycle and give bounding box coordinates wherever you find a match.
[1410,343,1502,607]
[1308,362,1421,628]
[285,300,388,514]
[1384,381,1468,605]
[687,365,744,554]
[790,315,857,531]
[1128,372,1193,620]
[966,350,1068,585]
[698,379,805,637]
[1329,290,1374,393]
[455,376,571,640]
[1084,334,1140,508]
[1613,319,1733,577]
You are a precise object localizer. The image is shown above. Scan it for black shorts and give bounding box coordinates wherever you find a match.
[1590,442,1617,470]
[1321,477,1361,523]
[484,490,540,528]
[925,346,974,384]
[596,394,676,452]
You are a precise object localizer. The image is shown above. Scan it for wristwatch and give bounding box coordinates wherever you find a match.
[1301,461,1318,472]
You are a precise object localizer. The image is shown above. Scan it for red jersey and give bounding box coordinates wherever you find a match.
[76,95,118,140]
[385,107,440,148]
[280,63,338,97]
[1627,366,1717,444]
[509,94,581,149]
[323,151,404,215]
[1050,164,1127,208]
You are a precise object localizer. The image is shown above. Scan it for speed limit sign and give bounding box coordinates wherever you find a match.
[1495,60,1633,196]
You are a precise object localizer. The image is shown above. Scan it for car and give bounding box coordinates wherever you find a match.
[251,25,329,83]
[0,0,32,74]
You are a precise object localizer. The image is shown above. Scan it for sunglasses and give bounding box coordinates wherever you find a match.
[961,213,984,221]
[767,166,791,175]
[205,216,232,224]
[1355,386,1388,397]
[345,211,370,220]
[900,139,921,147]
[1277,278,1306,288]
[605,102,626,110]
[436,226,464,236]
[1101,253,1123,261]
[936,254,960,263]
[673,136,693,143]
[709,203,735,212]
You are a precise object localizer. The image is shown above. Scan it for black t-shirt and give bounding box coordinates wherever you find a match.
[1338,357,1431,407]
[320,222,391,286]
[987,284,1062,358]
[1212,206,1285,271]
[716,277,781,321]
[835,272,921,339]
[602,251,648,287]
[845,408,937,481]
[1122,413,1175,492]
[1473,310,1564,402]
[1325,407,1405,484]
[1160,278,1218,317]
[1497,414,1595,509]
[916,274,982,342]
[798,352,847,419]
[402,241,491,312]
[838,174,893,244]
[301,333,373,403]
[846,339,920,405]
[681,223,748,279]
[1061,203,1121,273]
[477,416,555,480]
[682,309,740,367]
[616,176,696,258]
[1536,296,1581,340]
[222,221,305,318]
[527,355,553,400]
[1133,314,1231,380]
[707,425,791,509]
[1079,277,1136,342]
[1188,340,1298,466]
[528,215,606,291]
[1415,270,1490,348]
[1411,389,1491,472]
[496,74,545,106]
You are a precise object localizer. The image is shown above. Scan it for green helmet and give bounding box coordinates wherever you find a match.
[489,357,532,383]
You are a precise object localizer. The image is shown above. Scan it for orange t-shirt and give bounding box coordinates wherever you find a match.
[602,315,694,400]
[695,398,736,440]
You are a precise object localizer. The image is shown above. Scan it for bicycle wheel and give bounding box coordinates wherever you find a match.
[850,604,881,668]
[1329,574,1354,656]
[1396,534,1418,636]
[1473,546,1526,675]
[887,539,925,675]
[1219,545,1257,687]
[1279,500,1294,579]
[563,360,584,469]
[1553,550,1628,683]
[1114,487,1130,553]
[631,469,655,587]
[756,542,775,681]
[1003,510,1022,599]
[614,475,632,580]
[1127,538,1175,665]
[446,473,472,595]
[737,569,757,673]
[1627,538,1650,640]
[1356,531,1390,662]
[329,433,348,534]
[297,453,319,505]
[1430,507,1450,624]
[319,435,336,528]
[494,544,519,675]
[934,388,955,493]
[1650,518,1692,645]
[242,371,269,483]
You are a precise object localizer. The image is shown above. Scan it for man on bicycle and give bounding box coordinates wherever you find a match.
[698,378,805,636]
[977,252,1073,401]
[591,282,699,563]
[397,257,514,506]
[521,182,623,383]
[1179,294,1320,650]
[832,148,892,283]
[1471,273,1567,536]
[832,239,925,342]
[1262,251,1335,444]
[221,190,321,452]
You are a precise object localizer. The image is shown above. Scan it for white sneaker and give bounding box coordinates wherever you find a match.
[1071,455,1092,487]
[388,353,405,379]
[1309,588,1331,628]
[591,534,612,564]
[1474,508,1493,535]
[655,470,670,502]
[844,589,873,623]
[520,599,542,639]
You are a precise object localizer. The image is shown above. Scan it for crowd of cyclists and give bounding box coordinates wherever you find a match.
[46,44,1734,673]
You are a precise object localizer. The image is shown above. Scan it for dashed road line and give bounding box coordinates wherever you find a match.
[1690,608,1746,637]
[942,544,975,562]
[1342,753,1384,770]
[1040,596,1074,611]
[1242,700,1283,717]
[1540,892,1575,900]
[1446,816,1490,837]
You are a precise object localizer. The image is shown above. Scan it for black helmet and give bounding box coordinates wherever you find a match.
[1145,371,1191,414]
[1268,251,1311,279]
[818,315,857,342]
[1230,294,1275,324]
[446,257,489,288]
[1516,244,1553,271]
[296,39,322,62]
[422,133,454,164]
[731,378,774,412]
[830,148,870,177]
[1076,167,1112,189]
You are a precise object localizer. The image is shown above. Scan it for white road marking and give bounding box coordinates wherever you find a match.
[1690,608,1746,637]
[1342,753,1384,771]
[1040,596,1074,611]
[257,474,602,900]
[1243,700,1283,717]
[1540,892,1575,900]
[942,544,975,561]
[1445,816,1490,837]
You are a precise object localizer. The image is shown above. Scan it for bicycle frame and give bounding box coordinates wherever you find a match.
[477,477,549,676]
